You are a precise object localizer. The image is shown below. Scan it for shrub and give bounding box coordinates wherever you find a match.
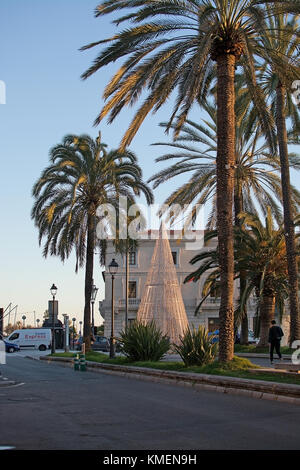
[173,325,218,367]
[119,320,171,362]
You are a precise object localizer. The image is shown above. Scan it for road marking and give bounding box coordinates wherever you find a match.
[4,382,25,389]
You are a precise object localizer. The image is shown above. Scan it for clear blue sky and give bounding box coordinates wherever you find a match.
[0,0,193,327]
[0,1,299,329]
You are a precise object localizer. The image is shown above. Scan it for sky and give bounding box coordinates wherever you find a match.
[0,1,299,330]
[0,0,196,328]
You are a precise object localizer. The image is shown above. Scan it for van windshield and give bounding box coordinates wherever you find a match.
[9,333,19,341]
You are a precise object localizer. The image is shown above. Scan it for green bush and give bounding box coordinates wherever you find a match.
[119,320,170,362]
[173,325,218,367]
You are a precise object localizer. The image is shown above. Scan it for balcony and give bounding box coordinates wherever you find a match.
[202,297,221,308]
[118,298,141,308]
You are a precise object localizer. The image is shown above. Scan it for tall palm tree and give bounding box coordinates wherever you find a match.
[257,12,300,345]
[149,102,300,343]
[185,209,298,347]
[235,209,297,347]
[32,133,151,351]
[81,0,299,362]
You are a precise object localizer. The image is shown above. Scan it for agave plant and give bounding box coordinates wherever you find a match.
[118,320,170,362]
[173,325,218,367]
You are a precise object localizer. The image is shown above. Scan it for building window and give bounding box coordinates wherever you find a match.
[210,284,220,298]
[129,251,136,266]
[171,251,177,265]
[128,281,137,298]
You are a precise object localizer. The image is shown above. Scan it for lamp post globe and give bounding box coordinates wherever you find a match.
[50,283,57,297]
[109,258,119,276]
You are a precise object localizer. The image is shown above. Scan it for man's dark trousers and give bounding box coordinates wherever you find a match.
[270,339,282,362]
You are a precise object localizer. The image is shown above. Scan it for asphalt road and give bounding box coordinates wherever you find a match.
[0,354,300,450]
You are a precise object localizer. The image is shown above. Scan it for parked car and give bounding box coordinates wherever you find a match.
[4,340,20,353]
[74,335,122,352]
[91,336,110,352]
[234,330,259,344]
[208,329,219,344]
[248,330,259,344]
[74,336,83,351]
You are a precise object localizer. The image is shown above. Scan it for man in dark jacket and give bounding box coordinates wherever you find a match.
[268,320,284,365]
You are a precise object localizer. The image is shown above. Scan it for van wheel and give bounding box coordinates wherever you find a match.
[39,345,47,351]
[8,347,15,353]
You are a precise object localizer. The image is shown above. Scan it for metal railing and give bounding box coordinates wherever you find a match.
[118,298,141,307]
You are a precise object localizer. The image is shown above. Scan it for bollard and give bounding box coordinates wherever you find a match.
[79,353,86,371]
[74,353,80,371]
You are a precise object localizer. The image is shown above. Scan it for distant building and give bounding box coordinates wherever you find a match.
[99,230,288,343]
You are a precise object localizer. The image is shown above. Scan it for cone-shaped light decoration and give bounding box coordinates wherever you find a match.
[136,223,189,344]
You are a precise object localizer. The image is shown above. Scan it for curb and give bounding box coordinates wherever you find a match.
[235,353,291,359]
[40,356,300,405]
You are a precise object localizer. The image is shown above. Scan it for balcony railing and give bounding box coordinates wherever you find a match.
[118,298,141,307]
[205,297,221,303]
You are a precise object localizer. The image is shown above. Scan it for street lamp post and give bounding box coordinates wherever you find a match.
[109,258,119,359]
[72,317,76,350]
[50,283,57,354]
[91,283,99,338]
[63,314,70,353]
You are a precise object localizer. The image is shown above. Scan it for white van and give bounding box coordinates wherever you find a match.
[7,329,52,351]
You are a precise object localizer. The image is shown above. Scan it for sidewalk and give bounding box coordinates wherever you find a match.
[235,352,292,359]
[39,355,300,405]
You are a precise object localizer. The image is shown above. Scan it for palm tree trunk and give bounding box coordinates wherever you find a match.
[125,245,129,329]
[234,188,249,345]
[258,295,275,347]
[276,83,300,345]
[239,274,249,344]
[83,213,95,351]
[216,53,236,363]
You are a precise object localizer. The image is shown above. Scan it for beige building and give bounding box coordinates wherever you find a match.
[99,229,291,344]
[100,230,241,338]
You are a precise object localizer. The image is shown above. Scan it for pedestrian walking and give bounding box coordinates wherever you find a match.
[268,320,284,365]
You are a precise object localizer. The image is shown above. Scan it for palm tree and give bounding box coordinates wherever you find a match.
[32,133,151,351]
[235,209,296,347]
[257,12,300,345]
[185,208,298,347]
[81,0,299,362]
[149,102,300,343]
